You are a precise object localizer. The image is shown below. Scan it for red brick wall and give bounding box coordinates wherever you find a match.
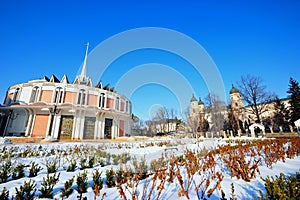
[106,98,114,109]
[120,102,125,112]
[32,114,49,137]
[87,94,97,106]
[40,90,53,103]
[64,92,77,104]
[119,120,124,137]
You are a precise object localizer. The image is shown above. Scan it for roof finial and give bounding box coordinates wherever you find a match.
[80,42,90,80]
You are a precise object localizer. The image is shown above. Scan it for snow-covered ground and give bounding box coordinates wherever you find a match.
[0,137,299,199]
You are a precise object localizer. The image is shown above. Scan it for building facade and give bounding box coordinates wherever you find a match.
[0,44,132,140]
[189,84,294,136]
[229,85,291,127]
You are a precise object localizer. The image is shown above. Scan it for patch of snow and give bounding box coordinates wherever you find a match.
[0,137,12,144]
[40,136,58,143]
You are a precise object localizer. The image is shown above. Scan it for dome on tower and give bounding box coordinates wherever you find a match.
[230,84,240,94]
[198,98,204,105]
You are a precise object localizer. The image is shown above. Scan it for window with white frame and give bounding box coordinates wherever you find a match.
[125,101,129,112]
[115,97,120,110]
[29,86,40,103]
[77,89,86,105]
[53,87,64,104]
[12,88,20,102]
[99,93,105,108]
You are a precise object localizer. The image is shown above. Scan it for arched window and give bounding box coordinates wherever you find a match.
[77,89,86,105]
[29,86,40,103]
[99,93,105,108]
[125,101,129,112]
[115,97,120,110]
[53,87,64,104]
[12,88,20,102]
[129,102,132,114]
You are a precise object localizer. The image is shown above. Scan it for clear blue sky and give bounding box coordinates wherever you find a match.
[0,0,299,120]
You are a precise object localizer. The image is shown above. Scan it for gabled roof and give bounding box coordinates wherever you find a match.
[95,81,102,89]
[103,84,110,91]
[60,74,69,84]
[50,75,60,83]
[44,76,50,82]
[73,76,92,86]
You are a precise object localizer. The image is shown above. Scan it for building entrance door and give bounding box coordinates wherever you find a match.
[59,116,73,140]
[0,116,8,137]
[83,117,96,139]
[104,118,112,139]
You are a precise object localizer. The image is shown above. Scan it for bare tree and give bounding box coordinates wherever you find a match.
[182,107,199,136]
[227,106,239,135]
[152,106,167,134]
[131,115,143,135]
[167,108,177,133]
[145,120,156,136]
[131,115,145,135]
[205,93,226,135]
[148,106,179,135]
[190,115,200,135]
[168,108,177,119]
[237,75,274,123]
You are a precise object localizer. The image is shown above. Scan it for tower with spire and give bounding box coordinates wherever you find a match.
[190,94,199,117]
[230,84,244,110]
[190,94,205,118]
[229,84,245,129]
[73,42,92,86]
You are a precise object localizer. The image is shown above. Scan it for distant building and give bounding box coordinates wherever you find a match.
[0,44,132,140]
[229,84,290,127]
[190,84,293,136]
[189,94,205,118]
[152,118,178,134]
